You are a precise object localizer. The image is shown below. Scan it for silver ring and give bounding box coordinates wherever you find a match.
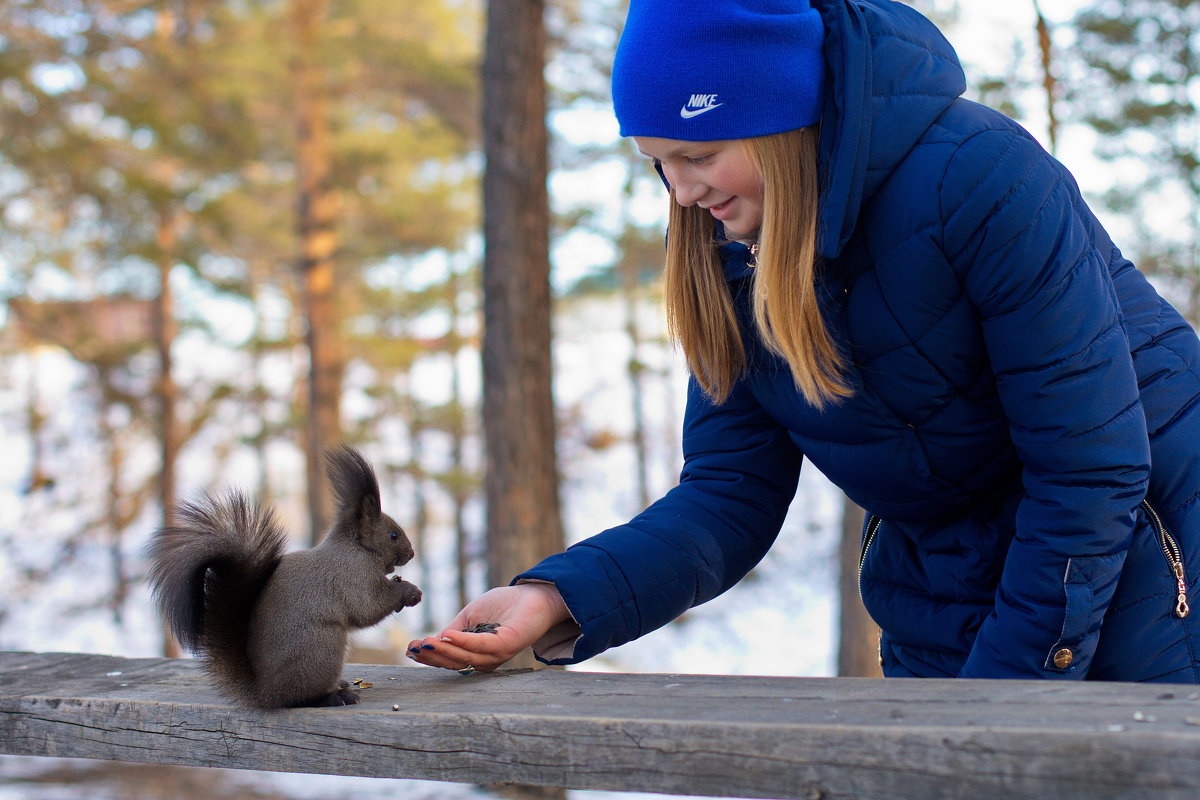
[458,664,476,676]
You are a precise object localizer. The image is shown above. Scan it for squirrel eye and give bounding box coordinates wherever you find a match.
[390,531,399,541]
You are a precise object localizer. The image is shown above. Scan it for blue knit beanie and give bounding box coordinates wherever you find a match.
[612,0,826,141]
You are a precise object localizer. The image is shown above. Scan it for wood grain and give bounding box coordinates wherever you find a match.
[3,651,1200,799]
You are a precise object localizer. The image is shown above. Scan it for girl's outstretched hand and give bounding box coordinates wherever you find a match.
[405,582,572,673]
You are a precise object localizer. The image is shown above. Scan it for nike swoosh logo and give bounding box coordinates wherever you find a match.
[679,103,723,119]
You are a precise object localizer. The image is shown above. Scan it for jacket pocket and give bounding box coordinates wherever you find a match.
[1142,499,1191,619]
[858,514,883,602]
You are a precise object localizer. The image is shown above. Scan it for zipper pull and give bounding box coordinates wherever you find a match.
[1174,562,1190,618]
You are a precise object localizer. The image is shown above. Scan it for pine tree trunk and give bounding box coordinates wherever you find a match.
[1031,0,1059,155]
[291,0,342,542]
[620,162,651,512]
[154,210,181,658]
[481,0,565,668]
[98,368,129,627]
[449,268,473,611]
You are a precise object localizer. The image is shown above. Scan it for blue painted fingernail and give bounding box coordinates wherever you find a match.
[408,647,421,653]
[420,644,436,651]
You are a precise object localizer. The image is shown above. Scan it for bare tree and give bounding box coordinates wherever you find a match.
[481,0,566,666]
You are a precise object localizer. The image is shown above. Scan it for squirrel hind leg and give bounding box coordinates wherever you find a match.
[300,685,361,708]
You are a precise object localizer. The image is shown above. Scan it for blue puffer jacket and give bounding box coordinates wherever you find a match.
[519,0,1200,680]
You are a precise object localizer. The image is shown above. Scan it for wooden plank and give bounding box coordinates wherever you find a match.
[3,650,1200,799]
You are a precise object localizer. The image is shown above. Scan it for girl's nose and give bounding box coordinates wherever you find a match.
[671,175,706,207]
[659,162,704,207]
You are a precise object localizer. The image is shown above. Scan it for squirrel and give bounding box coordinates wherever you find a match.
[146,444,422,709]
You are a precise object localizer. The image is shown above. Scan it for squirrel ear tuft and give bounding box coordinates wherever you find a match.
[324,444,382,523]
[357,493,379,528]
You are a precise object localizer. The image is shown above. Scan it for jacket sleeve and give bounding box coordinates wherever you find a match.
[941,126,1150,678]
[514,375,803,665]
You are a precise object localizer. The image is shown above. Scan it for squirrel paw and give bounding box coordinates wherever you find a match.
[391,577,423,609]
[315,687,361,707]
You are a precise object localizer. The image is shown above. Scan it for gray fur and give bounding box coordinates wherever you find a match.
[146,445,422,708]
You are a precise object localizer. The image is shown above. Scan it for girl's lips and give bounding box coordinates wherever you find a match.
[709,197,735,220]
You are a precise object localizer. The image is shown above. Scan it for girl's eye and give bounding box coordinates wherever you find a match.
[687,154,713,165]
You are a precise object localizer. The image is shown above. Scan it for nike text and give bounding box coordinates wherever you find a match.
[680,93,723,119]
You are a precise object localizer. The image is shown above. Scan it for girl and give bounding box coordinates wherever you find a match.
[409,0,1200,681]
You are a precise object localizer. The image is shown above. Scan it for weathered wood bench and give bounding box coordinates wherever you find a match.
[3,650,1200,799]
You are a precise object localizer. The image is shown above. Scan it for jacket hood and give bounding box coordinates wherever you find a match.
[814,0,966,259]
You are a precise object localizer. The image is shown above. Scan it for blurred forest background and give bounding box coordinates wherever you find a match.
[0,0,1198,797]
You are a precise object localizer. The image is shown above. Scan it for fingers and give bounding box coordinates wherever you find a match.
[405,629,515,673]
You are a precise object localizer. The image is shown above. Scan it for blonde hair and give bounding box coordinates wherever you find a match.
[662,127,852,408]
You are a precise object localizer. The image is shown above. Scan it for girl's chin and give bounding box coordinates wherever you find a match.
[722,225,758,243]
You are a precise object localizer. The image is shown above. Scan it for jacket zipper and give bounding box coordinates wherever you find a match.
[857,514,882,602]
[1142,499,1190,619]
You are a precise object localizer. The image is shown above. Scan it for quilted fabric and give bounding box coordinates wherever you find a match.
[518,0,1200,680]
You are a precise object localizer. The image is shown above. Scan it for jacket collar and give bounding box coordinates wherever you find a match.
[813,0,966,260]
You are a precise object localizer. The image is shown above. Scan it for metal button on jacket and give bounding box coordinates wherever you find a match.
[1053,648,1074,669]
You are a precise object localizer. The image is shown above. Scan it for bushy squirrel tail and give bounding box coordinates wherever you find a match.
[147,492,286,701]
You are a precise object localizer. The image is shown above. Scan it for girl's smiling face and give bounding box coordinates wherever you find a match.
[634,136,765,242]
